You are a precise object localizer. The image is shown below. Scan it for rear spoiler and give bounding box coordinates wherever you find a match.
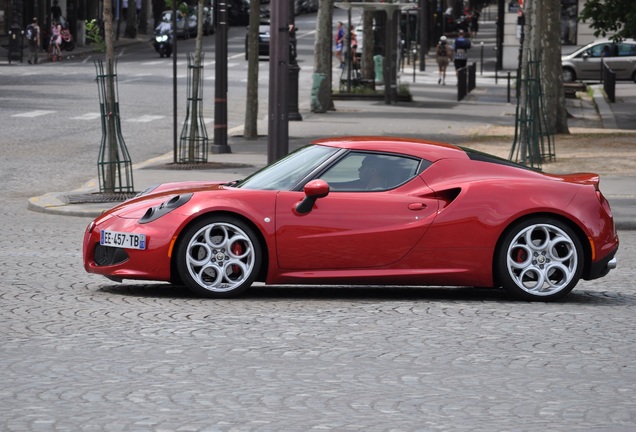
[551,172,600,188]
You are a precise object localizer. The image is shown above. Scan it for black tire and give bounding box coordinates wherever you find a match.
[176,215,262,298]
[496,217,584,301]
[562,67,576,83]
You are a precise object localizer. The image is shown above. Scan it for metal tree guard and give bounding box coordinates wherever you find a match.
[178,53,209,163]
[510,58,555,170]
[94,60,134,193]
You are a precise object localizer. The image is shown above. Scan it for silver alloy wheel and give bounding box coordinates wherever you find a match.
[185,222,256,293]
[505,223,578,297]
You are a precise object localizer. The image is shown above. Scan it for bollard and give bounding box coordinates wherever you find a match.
[412,49,417,83]
[507,72,511,103]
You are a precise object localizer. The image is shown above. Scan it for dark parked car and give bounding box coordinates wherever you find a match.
[227,0,250,25]
[244,22,269,60]
[244,21,297,60]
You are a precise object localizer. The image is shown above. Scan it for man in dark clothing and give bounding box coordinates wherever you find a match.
[51,0,62,21]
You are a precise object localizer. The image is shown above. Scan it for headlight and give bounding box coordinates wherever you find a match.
[155,35,168,42]
[138,193,192,224]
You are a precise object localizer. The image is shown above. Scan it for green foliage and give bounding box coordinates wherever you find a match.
[85,19,106,52]
[165,0,189,15]
[579,0,636,41]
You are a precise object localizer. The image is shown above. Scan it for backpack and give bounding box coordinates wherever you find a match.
[26,24,36,42]
[437,43,447,57]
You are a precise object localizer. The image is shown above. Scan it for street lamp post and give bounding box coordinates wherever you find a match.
[267,0,290,163]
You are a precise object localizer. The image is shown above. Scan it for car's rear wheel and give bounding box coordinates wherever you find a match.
[562,67,576,83]
[176,215,261,298]
[496,218,583,301]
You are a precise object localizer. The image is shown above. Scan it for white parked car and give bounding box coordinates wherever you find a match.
[561,38,636,83]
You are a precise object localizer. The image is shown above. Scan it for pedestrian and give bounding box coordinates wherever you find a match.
[350,27,358,65]
[50,19,63,60]
[470,8,480,39]
[26,17,41,65]
[335,21,345,68]
[51,0,65,27]
[435,35,453,85]
[453,29,471,74]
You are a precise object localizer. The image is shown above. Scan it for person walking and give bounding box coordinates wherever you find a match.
[334,21,345,68]
[26,17,41,65]
[453,29,472,75]
[435,35,453,85]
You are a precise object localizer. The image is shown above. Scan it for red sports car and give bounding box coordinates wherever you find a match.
[83,137,619,301]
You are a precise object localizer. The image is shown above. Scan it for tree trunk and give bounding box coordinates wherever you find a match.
[244,0,260,139]
[184,0,205,161]
[361,10,374,81]
[311,0,334,113]
[103,0,117,191]
[125,0,137,38]
[539,0,569,134]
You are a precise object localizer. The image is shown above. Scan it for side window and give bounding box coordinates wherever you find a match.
[320,152,421,192]
[617,43,636,57]
[589,44,605,58]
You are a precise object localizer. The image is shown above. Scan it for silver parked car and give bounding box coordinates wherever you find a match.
[561,38,636,83]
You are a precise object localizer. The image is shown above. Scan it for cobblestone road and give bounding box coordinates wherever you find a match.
[1,193,635,431]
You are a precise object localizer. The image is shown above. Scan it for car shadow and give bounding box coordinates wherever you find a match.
[97,283,635,305]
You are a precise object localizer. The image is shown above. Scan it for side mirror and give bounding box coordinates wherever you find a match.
[295,179,330,215]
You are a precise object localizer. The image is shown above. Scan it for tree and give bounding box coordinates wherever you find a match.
[519,0,569,135]
[579,0,636,41]
[537,0,568,134]
[360,10,374,82]
[182,0,208,162]
[244,0,261,139]
[124,0,138,38]
[512,0,566,167]
[311,0,335,113]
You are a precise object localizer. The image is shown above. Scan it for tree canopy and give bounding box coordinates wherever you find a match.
[579,0,636,41]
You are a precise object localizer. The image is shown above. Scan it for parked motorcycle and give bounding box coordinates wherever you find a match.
[154,21,173,58]
[60,26,75,51]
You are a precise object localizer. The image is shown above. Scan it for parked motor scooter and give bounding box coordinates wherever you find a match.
[154,21,173,58]
[60,26,75,51]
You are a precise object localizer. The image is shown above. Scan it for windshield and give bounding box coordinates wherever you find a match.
[236,145,340,190]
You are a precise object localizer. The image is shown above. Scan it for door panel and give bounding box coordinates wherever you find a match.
[275,180,439,270]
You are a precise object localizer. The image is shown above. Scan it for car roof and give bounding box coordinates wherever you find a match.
[311,136,469,162]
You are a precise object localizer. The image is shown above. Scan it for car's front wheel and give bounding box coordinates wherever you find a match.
[176,216,261,298]
[562,67,576,83]
[496,218,584,301]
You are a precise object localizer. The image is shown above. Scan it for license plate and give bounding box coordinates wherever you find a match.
[100,230,146,250]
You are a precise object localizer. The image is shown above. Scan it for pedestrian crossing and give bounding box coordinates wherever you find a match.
[11,110,215,124]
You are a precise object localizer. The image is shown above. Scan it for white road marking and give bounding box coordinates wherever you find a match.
[70,113,102,120]
[126,115,166,123]
[12,110,56,118]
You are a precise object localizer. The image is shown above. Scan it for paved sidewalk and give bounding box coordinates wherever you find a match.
[27,54,636,230]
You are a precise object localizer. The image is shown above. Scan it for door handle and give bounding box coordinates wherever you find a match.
[408,203,427,210]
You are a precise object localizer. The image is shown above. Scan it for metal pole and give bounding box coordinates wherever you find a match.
[213,0,231,153]
[419,0,427,72]
[480,41,484,75]
[288,0,302,121]
[267,0,290,163]
[172,0,178,163]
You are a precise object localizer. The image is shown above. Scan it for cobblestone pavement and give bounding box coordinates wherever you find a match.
[1,194,635,431]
